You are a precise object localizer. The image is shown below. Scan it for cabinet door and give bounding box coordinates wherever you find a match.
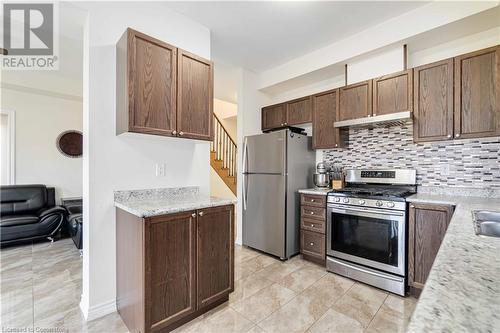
[408,203,453,294]
[128,29,177,136]
[177,49,213,141]
[373,69,413,116]
[145,211,196,331]
[286,96,312,125]
[338,80,372,121]
[262,104,286,131]
[413,59,454,143]
[197,205,234,309]
[312,89,341,149]
[454,45,500,139]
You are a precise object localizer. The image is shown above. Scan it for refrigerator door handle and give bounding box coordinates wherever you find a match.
[243,174,248,210]
[242,137,248,174]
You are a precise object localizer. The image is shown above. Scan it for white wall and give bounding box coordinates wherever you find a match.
[77,2,211,320]
[236,69,271,244]
[1,89,82,202]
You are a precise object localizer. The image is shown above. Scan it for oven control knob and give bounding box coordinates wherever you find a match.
[343,198,349,203]
[334,197,341,202]
[387,202,395,208]
[376,200,383,207]
[358,199,365,205]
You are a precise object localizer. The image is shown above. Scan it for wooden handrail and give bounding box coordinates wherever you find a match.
[211,113,237,179]
[213,113,236,146]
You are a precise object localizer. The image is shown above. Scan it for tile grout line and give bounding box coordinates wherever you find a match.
[302,280,358,333]
[362,293,389,331]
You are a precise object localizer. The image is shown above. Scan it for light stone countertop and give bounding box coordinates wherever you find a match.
[114,186,236,218]
[406,193,500,333]
[298,188,331,196]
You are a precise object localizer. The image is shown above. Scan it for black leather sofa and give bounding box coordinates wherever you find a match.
[0,185,66,246]
[63,200,82,250]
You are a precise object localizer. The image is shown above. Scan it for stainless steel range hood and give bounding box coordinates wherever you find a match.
[334,111,412,129]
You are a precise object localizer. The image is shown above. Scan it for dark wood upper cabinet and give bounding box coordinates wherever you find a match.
[454,45,500,139]
[408,203,453,296]
[146,211,197,331]
[373,69,413,116]
[286,96,313,125]
[197,205,234,309]
[262,103,286,131]
[177,49,213,141]
[338,80,372,121]
[413,59,454,143]
[117,28,177,136]
[117,28,213,141]
[312,89,342,149]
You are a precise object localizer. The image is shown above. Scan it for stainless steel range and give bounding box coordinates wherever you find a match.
[326,169,416,296]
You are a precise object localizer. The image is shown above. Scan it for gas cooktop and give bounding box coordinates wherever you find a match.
[329,186,416,200]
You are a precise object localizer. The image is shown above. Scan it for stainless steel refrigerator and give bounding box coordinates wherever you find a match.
[242,129,315,259]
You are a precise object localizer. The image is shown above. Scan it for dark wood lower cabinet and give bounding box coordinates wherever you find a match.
[116,204,234,333]
[299,194,326,266]
[196,205,234,309]
[408,202,454,297]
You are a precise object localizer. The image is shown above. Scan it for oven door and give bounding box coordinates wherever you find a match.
[327,204,405,276]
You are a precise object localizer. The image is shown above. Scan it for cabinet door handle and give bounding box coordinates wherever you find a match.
[410,205,415,208]
[310,242,314,246]
[172,130,177,135]
[199,211,204,216]
[310,199,315,202]
[455,133,460,138]
[310,211,314,215]
[179,131,184,136]
[310,224,314,227]
[447,134,452,138]
[191,213,196,218]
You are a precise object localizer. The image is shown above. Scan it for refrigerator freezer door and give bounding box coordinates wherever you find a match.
[243,131,286,174]
[242,173,286,258]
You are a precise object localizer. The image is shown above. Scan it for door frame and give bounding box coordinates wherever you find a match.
[1,109,16,185]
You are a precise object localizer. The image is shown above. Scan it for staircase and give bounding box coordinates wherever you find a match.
[211,114,237,195]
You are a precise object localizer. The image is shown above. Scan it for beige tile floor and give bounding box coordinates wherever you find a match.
[0,238,128,333]
[0,239,417,333]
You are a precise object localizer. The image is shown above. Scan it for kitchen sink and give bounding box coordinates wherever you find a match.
[472,210,500,238]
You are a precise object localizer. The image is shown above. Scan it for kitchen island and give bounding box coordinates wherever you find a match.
[114,187,236,333]
[406,193,500,333]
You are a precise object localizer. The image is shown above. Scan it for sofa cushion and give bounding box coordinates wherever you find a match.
[0,215,39,227]
[0,185,47,215]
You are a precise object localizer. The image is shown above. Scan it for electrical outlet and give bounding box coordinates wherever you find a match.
[155,163,166,177]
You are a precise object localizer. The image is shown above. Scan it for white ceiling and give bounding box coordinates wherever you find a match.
[164,1,427,72]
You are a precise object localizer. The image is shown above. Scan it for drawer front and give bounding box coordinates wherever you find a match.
[301,206,326,220]
[301,194,326,207]
[300,230,325,258]
[301,217,325,234]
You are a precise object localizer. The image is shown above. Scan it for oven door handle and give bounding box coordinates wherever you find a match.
[329,207,405,217]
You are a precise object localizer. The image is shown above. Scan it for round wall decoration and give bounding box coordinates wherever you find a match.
[56,130,83,158]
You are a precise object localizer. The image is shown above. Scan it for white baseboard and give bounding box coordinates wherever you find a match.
[80,298,117,322]
[235,236,242,245]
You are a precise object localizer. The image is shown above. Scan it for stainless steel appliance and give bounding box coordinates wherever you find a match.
[242,129,315,259]
[326,169,416,295]
[313,162,330,188]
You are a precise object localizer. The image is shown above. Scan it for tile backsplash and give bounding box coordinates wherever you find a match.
[323,122,500,189]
